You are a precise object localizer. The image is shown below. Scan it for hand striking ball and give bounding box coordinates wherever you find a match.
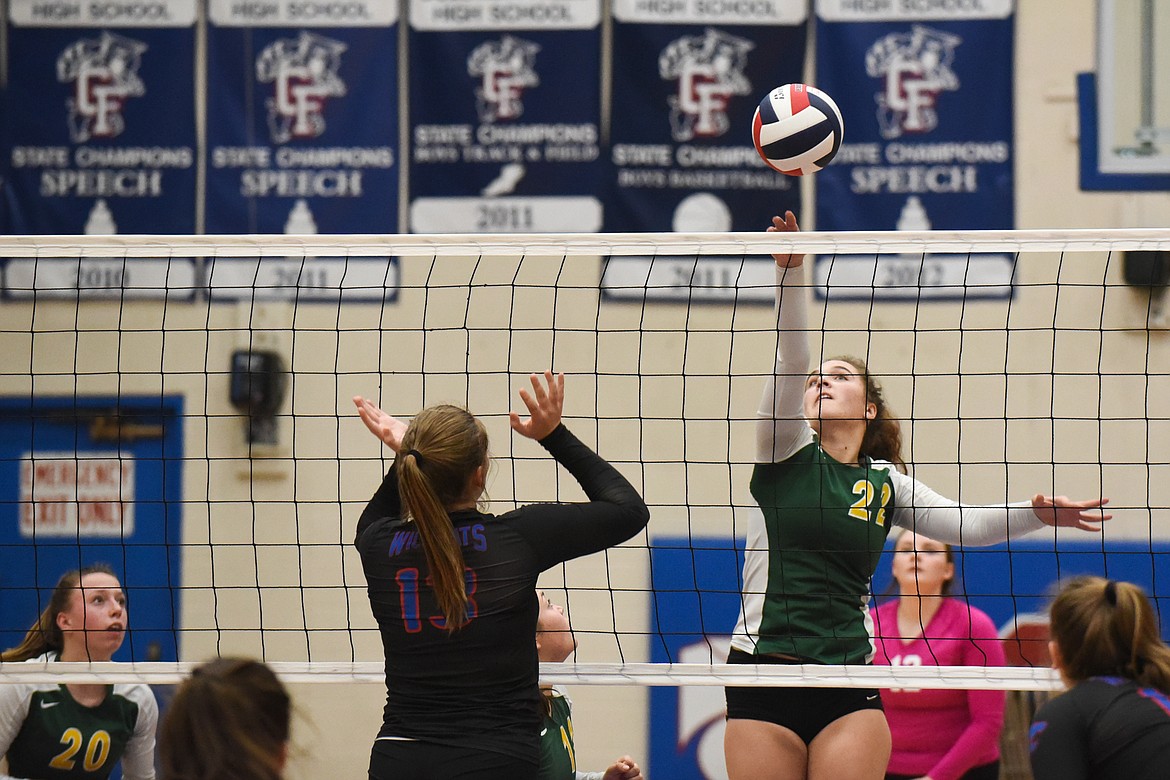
[751,84,844,176]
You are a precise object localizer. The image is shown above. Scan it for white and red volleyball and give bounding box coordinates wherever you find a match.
[752,84,844,176]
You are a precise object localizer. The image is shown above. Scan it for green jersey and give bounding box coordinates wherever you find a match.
[732,264,1046,664]
[537,688,603,780]
[538,688,576,780]
[0,654,157,780]
[747,441,897,662]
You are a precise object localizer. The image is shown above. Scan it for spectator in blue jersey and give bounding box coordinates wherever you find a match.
[159,657,291,780]
[353,371,649,780]
[722,211,1112,780]
[1030,576,1170,780]
[0,564,157,780]
[535,590,642,780]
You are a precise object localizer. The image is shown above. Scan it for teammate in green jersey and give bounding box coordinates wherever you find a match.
[0,565,157,780]
[535,591,641,780]
[722,212,1112,780]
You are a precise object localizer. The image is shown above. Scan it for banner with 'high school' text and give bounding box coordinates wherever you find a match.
[600,0,807,304]
[407,0,603,233]
[3,0,198,235]
[813,0,1015,301]
[203,0,399,302]
[2,0,198,299]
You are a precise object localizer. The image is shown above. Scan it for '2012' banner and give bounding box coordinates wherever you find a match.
[813,0,1016,301]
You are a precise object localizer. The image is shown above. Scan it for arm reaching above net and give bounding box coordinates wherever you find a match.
[757,210,815,464]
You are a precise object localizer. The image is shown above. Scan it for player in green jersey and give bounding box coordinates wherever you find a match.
[723,212,1112,780]
[0,565,157,780]
[535,591,641,780]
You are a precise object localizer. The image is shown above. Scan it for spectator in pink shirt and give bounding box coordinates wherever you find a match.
[872,532,1005,780]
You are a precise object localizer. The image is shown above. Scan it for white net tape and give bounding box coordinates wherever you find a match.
[0,661,1063,690]
[2,227,1170,256]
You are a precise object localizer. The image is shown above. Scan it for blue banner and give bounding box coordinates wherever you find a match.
[605,1,807,235]
[3,0,197,234]
[407,0,603,232]
[812,0,1015,299]
[205,0,399,234]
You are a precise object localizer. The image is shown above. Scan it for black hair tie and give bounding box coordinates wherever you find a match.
[404,449,425,468]
[1104,580,1118,606]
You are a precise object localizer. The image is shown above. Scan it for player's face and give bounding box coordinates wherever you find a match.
[57,572,127,661]
[535,591,575,663]
[891,533,954,597]
[804,360,875,430]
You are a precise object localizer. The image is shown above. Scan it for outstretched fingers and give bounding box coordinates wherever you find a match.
[352,396,407,453]
[1031,494,1113,532]
[509,371,565,440]
[768,210,804,269]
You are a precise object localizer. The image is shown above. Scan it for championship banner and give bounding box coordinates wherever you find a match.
[204,0,399,302]
[2,0,198,298]
[812,0,1015,300]
[601,0,806,303]
[407,0,603,233]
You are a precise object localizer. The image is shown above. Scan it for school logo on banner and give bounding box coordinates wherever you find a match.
[256,32,348,144]
[467,35,540,123]
[659,29,753,142]
[865,25,961,139]
[57,33,148,143]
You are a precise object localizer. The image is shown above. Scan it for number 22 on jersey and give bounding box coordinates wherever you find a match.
[849,479,892,526]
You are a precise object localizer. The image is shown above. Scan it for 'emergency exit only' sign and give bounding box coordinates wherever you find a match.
[19,453,135,537]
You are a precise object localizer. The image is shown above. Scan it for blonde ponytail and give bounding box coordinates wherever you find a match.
[397,405,489,632]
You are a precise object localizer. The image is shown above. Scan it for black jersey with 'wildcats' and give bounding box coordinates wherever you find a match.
[355,424,648,764]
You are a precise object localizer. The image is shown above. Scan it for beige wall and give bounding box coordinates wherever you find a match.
[4,3,1170,777]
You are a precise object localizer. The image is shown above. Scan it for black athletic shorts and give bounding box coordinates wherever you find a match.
[724,647,884,745]
[369,739,539,780]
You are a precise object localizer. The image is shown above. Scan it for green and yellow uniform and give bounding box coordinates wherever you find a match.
[0,653,157,780]
[731,264,1045,665]
[537,688,603,780]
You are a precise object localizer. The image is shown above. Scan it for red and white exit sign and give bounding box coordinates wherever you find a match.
[19,453,135,537]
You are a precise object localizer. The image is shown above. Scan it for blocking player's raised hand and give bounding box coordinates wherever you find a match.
[509,370,564,441]
[353,396,408,454]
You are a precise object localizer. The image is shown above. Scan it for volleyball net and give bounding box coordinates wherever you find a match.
[0,228,1167,690]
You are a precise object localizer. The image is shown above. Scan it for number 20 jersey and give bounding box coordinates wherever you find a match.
[0,654,157,780]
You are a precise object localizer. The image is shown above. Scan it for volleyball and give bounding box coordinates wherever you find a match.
[751,84,844,176]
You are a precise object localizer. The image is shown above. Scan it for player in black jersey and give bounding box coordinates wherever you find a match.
[353,371,649,780]
[1030,576,1170,780]
[0,564,157,780]
[159,657,291,780]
